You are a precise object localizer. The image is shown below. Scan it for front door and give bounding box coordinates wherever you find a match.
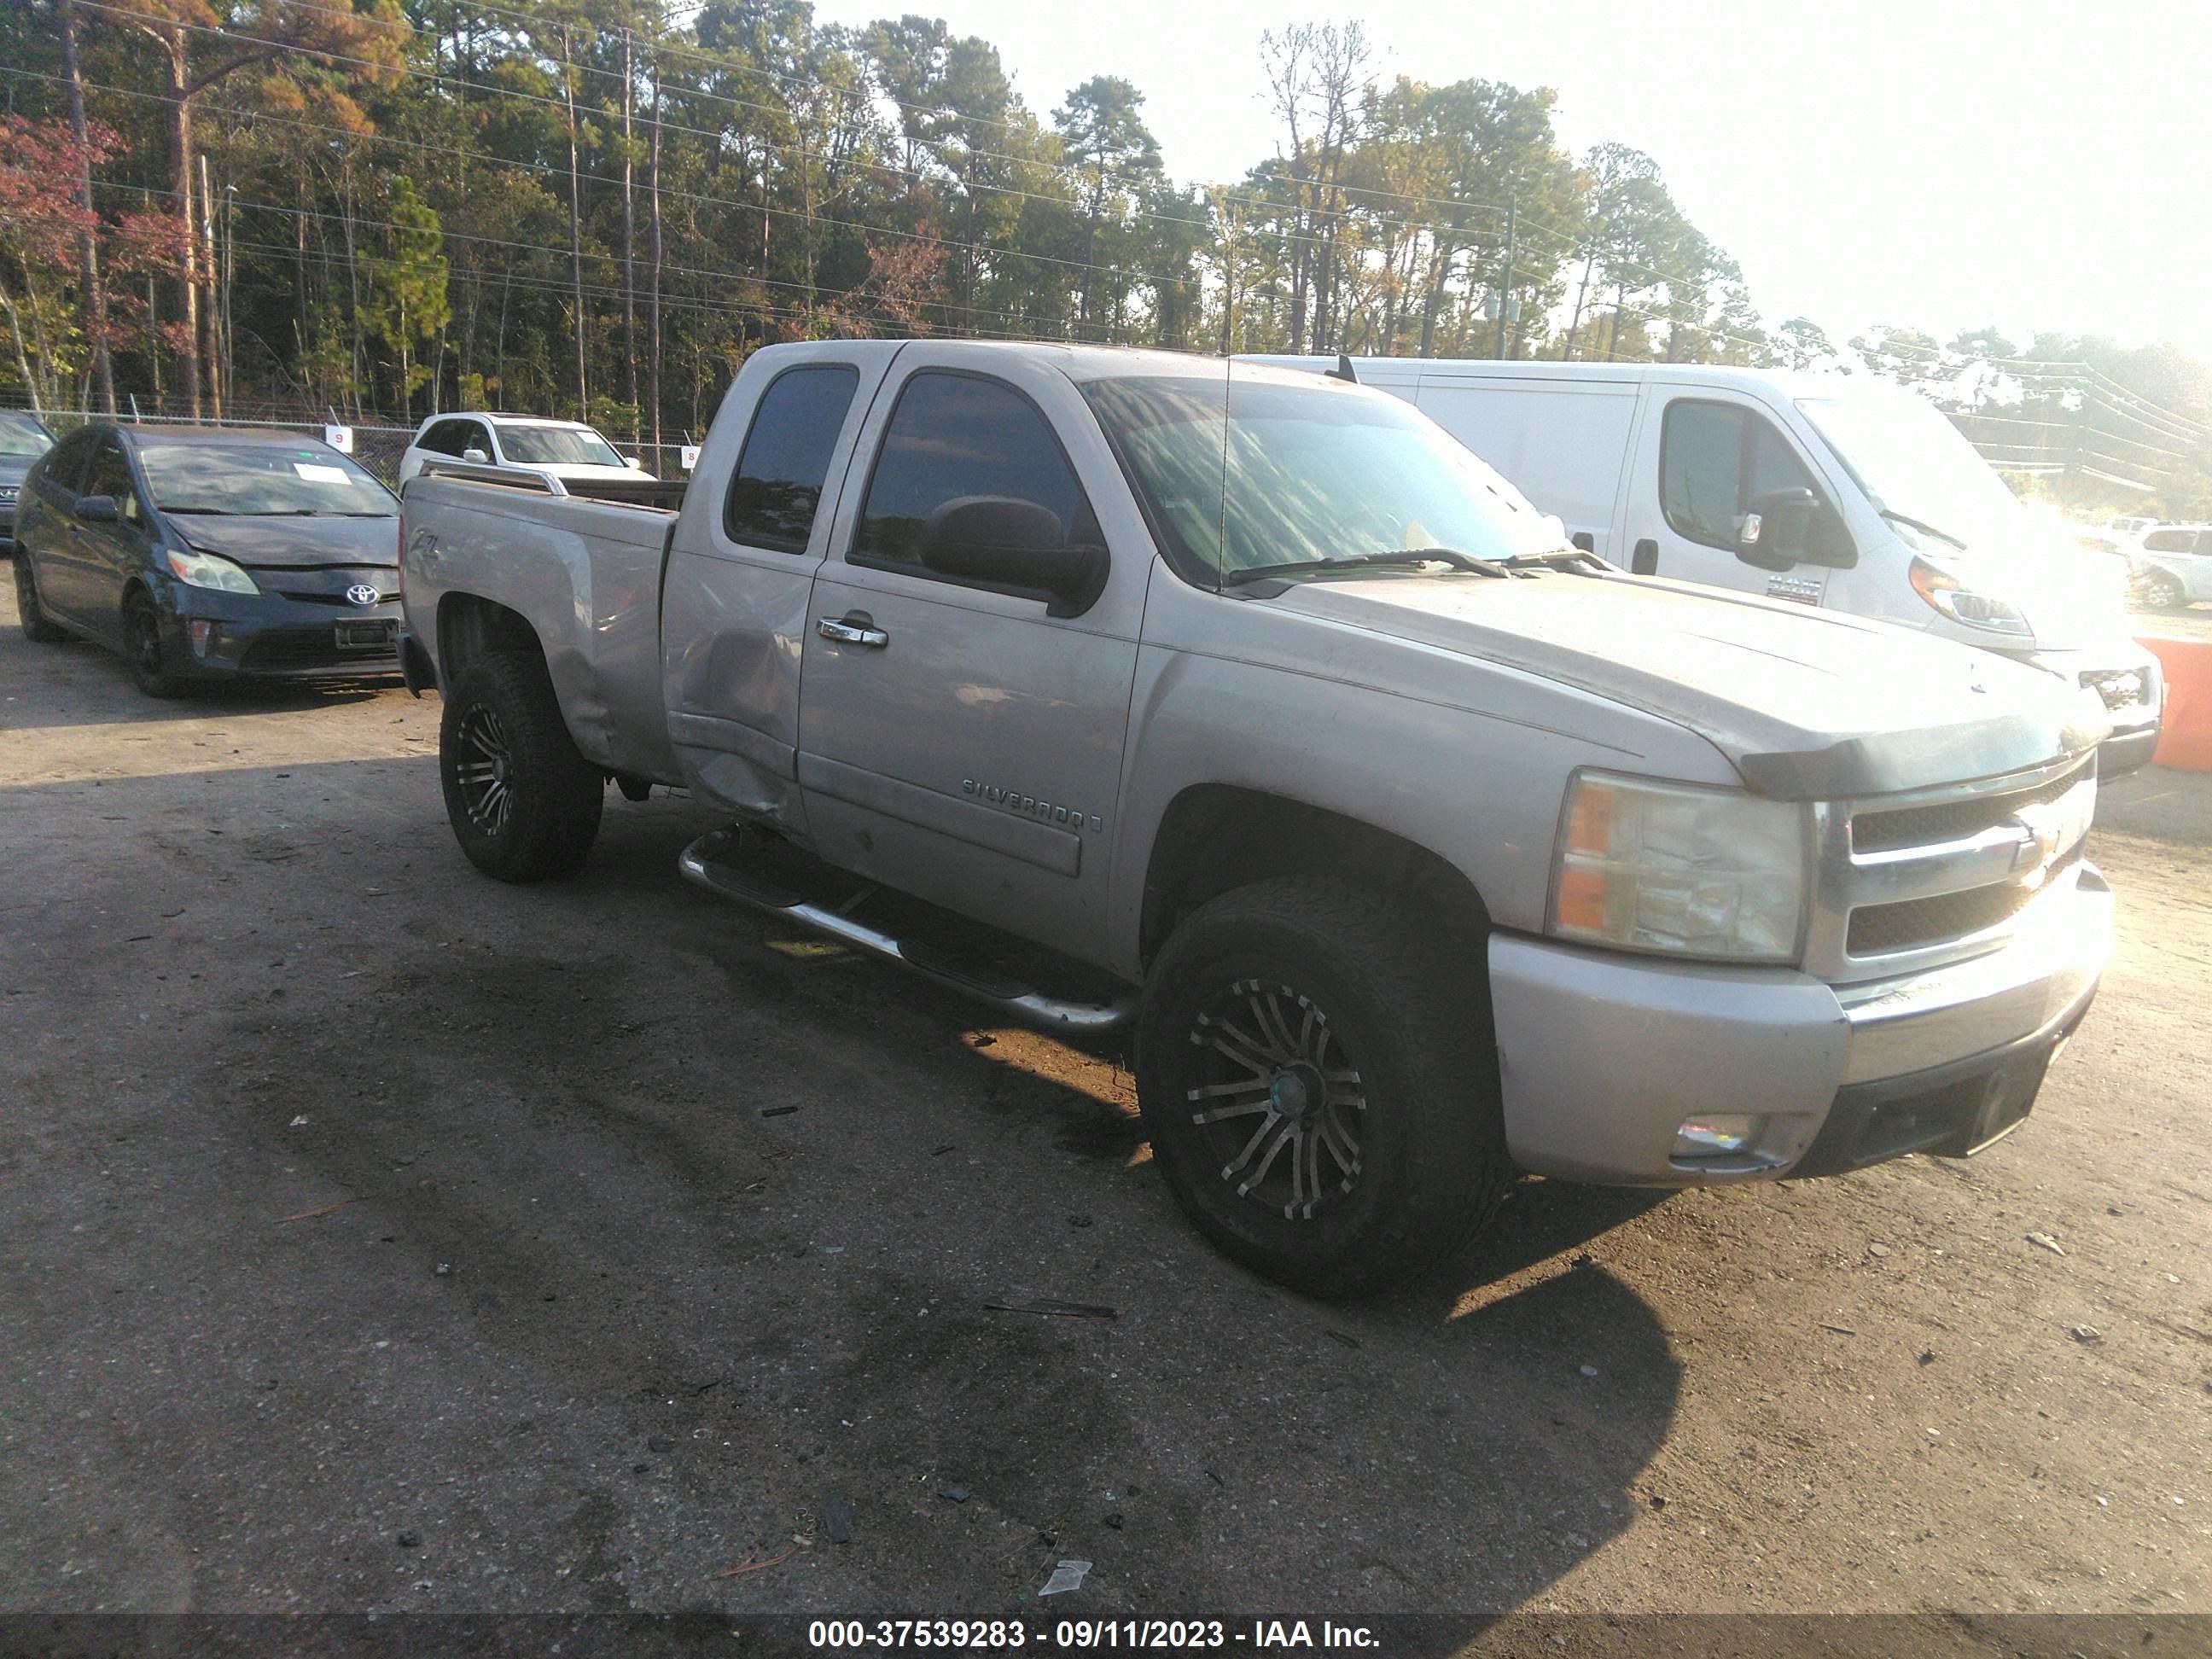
[795,351,1144,963]
[62,434,152,642]
[1624,391,1833,607]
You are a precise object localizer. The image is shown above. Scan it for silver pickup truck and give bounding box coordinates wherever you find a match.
[398,342,2115,1298]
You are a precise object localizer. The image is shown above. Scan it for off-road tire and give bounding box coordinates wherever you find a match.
[15,553,65,643]
[122,590,187,697]
[439,650,604,882]
[1136,876,1511,1300]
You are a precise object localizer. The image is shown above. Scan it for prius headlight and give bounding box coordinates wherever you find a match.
[1548,771,1808,963]
[165,546,259,593]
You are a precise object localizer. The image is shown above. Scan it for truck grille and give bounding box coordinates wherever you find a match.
[1845,843,2084,955]
[1806,757,2098,982]
[1851,760,2093,853]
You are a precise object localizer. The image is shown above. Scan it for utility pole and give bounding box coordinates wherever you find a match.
[1493,192,1516,360]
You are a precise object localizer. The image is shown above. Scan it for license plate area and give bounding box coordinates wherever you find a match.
[335,619,397,651]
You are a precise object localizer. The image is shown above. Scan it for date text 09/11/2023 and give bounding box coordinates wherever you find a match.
[806,1620,1380,1650]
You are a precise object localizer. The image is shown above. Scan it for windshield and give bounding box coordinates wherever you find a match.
[0,412,54,457]
[1797,387,2028,548]
[1083,373,1568,584]
[496,424,626,468]
[140,443,397,515]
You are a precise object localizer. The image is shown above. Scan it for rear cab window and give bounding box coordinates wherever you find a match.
[723,365,860,552]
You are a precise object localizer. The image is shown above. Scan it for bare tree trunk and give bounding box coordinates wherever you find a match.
[562,27,589,413]
[201,155,223,419]
[1563,247,1598,361]
[620,26,637,437]
[60,0,116,414]
[648,58,664,456]
[0,283,45,416]
[1417,242,1452,358]
[151,26,203,420]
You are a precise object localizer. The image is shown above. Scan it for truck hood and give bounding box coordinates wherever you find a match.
[170,513,399,569]
[1272,572,2109,799]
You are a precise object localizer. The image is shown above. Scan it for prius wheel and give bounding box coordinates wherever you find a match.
[122,591,186,697]
[15,554,64,643]
[439,651,603,882]
[2139,571,2185,610]
[1137,877,1511,1300]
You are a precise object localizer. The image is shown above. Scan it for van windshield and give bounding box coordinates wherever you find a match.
[1083,373,1569,585]
[1797,387,2027,550]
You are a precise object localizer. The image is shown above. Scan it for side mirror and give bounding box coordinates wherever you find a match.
[462,447,490,464]
[920,496,1107,617]
[73,493,120,523]
[625,456,644,470]
[1737,487,1824,572]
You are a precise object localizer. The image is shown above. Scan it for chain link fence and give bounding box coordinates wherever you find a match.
[7,405,692,490]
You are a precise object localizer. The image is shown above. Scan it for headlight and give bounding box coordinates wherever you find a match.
[1908,556,2030,637]
[165,547,259,593]
[1548,772,1807,963]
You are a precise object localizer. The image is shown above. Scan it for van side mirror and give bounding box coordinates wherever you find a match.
[626,456,644,470]
[1737,487,1855,572]
[73,493,120,523]
[920,495,1107,617]
[462,447,490,464]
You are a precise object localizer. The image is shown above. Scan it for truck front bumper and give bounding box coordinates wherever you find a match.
[1486,864,2112,1185]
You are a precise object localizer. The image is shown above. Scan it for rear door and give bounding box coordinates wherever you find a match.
[1622,389,1834,602]
[795,350,1144,962]
[661,346,890,822]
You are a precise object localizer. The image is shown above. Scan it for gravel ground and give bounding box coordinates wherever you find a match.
[1,582,2207,1652]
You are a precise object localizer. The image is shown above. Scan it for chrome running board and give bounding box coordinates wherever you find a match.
[678,829,1137,1035]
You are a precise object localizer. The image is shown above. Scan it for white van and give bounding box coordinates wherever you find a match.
[1244,358,2163,776]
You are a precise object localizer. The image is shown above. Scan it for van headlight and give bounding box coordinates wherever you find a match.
[1908,556,2031,637]
[165,547,259,593]
[1548,772,1807,963]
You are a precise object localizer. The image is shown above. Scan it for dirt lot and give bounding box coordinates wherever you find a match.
[1,582,2208,1650]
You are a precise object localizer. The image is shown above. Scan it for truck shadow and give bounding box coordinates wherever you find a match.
[3,770,1680,1618]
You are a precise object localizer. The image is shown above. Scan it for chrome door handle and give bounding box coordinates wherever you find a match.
[817,617,888,648]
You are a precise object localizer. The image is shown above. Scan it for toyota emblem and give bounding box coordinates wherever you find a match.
[345,584,381,607]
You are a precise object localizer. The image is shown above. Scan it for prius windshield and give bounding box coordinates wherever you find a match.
[1083,374,1569,585]
[1797,386,2028,549]
[496,424,626,467]
[140,441,397,515]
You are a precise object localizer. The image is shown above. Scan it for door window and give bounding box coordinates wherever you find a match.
[42,429,98,497]
[417,419,469,457]
[83,437,143,527]
[1661,399,1816,550]
[2144,528,2195,553]
[853,371,1099,574]
[724,364,859,552]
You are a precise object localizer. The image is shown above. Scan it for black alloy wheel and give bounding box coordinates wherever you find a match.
[437,651,604,882]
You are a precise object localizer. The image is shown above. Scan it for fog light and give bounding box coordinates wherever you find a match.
[1674,1114,1764,1159]
[187,619,219,660]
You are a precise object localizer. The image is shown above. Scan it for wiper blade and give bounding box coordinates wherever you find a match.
[1879,509,1966,549]
[165,507,236,515]
[1221,549,1510,586]
[1493,548,1606,572]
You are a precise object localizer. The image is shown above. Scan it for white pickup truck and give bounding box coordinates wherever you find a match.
[398,342,2115,1297]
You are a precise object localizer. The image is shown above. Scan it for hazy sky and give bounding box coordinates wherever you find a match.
[809,0,2212,357]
